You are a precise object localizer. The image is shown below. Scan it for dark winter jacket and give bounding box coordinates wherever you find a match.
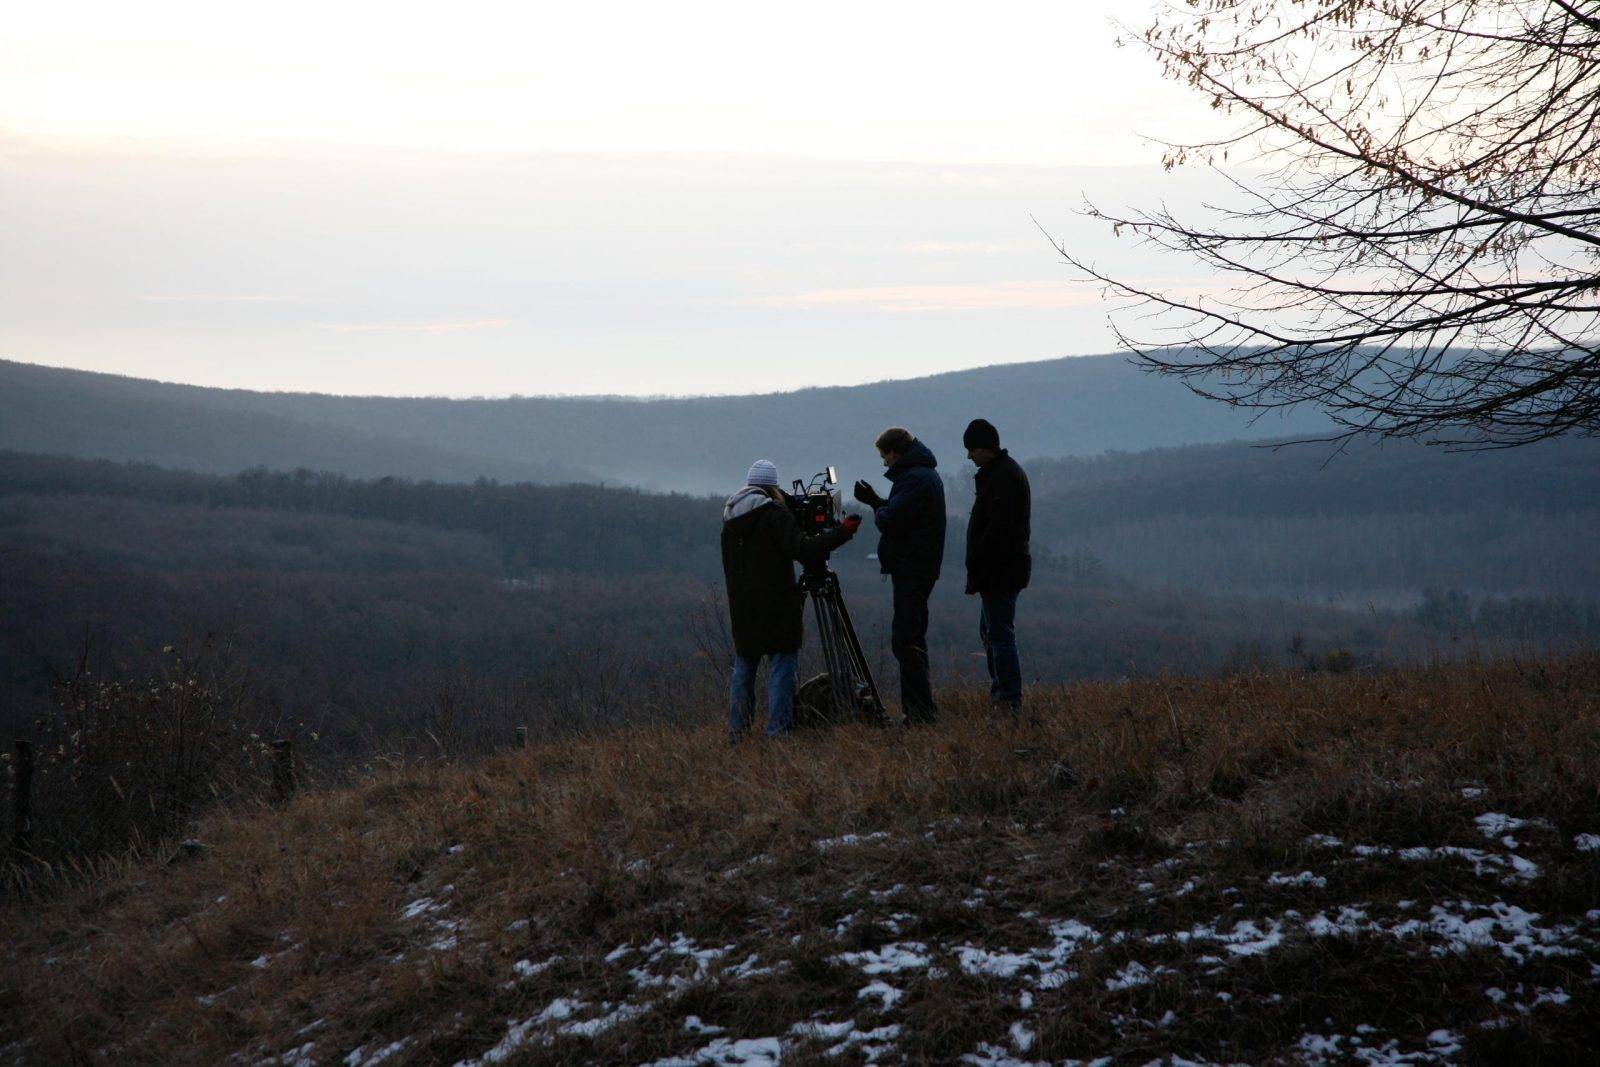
[871,440,946,582]
[965,449,1031,595]
[721,486,853,657]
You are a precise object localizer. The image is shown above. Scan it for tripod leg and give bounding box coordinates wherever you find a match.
[811,587,848,721]
[829,577,885,716]
[820,588,854,714]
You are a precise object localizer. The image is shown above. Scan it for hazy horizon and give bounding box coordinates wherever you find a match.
[3,346,1133,402]
[0,0,1242,397]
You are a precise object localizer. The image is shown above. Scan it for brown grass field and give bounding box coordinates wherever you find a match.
[3,655,1600,1065]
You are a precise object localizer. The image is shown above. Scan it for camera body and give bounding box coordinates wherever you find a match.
[785,466,844,533]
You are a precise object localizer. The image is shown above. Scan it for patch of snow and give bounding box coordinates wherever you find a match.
[1391,901,1585,963]
[447,844,466,854]
[1303,899,1591,965]
[1461,787,1484,800]
[558,1002,646,1038]
[1305,907,1370,937]
[511,957,558,980]
[429,919,462,951]
[250,955,271,970]
[534,997,584,1024]
[834,942,932,974]
[463,1020,543,1066]
[625,933,738,991]
[259,1042,317,1067]
[683,1016,727,1035]
[815,831,891,851]
[858,980,905,1010]
[642,1036,783,1066]
[345,1038,412,1067]
[956,945,1035,979]
[1105,961,1166,991]
[1268,871,1328,889]
[1175,918,1285,957]
[1295,1030,1460,1064]
[1009,1021,1036,1052]
[1347,842,1541,884]
[400,897,444,920]
[1520,986,1571,1013]
[960,1042,1055,1067]
[722,953,779,982]
[790,1020,855,1041]
[1575,833,1600,853]
[1304,834,1344,848]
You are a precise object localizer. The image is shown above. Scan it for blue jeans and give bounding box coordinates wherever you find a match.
[979,591,1022,708]
[729,651,798,741]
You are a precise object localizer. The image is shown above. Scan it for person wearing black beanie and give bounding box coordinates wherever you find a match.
[962,419,1031,711]
[963,418,1000,451]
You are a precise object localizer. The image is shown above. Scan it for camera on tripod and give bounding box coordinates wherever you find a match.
[781,465,887,729]
[786,466,844,539]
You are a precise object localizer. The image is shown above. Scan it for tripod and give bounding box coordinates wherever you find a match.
[795,561,886,727]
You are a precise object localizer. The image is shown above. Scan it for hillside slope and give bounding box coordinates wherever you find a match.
[0,356,1336,492]
[4,658,1598,1065]
[0,361,588,484]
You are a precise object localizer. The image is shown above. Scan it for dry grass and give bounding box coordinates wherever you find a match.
[3,654,1600,1064]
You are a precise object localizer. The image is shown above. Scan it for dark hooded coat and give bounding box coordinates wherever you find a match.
[870,439,946,582]
[965,449,1031,595]
[721,486,853,657]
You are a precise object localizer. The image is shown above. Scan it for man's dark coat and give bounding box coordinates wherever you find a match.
[965,449,1031,595]
[871,439,946,582]
[721,486,852,657]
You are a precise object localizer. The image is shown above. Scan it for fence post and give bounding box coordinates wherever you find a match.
[11,739,33,854]
[515,726,527,748]
[270,739,296,802]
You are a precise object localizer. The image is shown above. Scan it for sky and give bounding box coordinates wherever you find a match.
[0,0,1235,397]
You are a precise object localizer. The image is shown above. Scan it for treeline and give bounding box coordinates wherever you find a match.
[1009,435,1600,598]
[0,452,722,578]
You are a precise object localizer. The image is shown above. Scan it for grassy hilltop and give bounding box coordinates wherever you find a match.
[4,657,1600,1065]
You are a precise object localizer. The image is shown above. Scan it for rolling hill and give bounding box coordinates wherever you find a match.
[0,355,1337,493]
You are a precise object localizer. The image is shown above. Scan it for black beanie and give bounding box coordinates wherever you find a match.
[963,418,1000,450]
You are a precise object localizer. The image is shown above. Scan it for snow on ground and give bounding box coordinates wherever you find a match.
[1295,1027,1462,1064]
[1304,833,1543,884]
[814,831,892,851]
[380,812,1600,1067]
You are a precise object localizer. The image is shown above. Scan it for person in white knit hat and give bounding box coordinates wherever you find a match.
[720,459,861,741]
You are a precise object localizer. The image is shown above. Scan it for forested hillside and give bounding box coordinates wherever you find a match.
[4,448,1597,755]
[1011,435,1600,599]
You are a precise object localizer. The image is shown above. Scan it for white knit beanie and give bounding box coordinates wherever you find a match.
[746,459,780,487]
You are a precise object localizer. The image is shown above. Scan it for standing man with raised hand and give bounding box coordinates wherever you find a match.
[962,419,1031,712]
[853,427,945,725]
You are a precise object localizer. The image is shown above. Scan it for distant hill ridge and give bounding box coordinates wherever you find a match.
[0,355,1337,493]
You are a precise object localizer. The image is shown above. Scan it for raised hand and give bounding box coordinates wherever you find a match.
[852,480,884,508]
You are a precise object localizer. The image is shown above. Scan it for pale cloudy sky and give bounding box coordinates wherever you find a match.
[0,0,1234,396]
